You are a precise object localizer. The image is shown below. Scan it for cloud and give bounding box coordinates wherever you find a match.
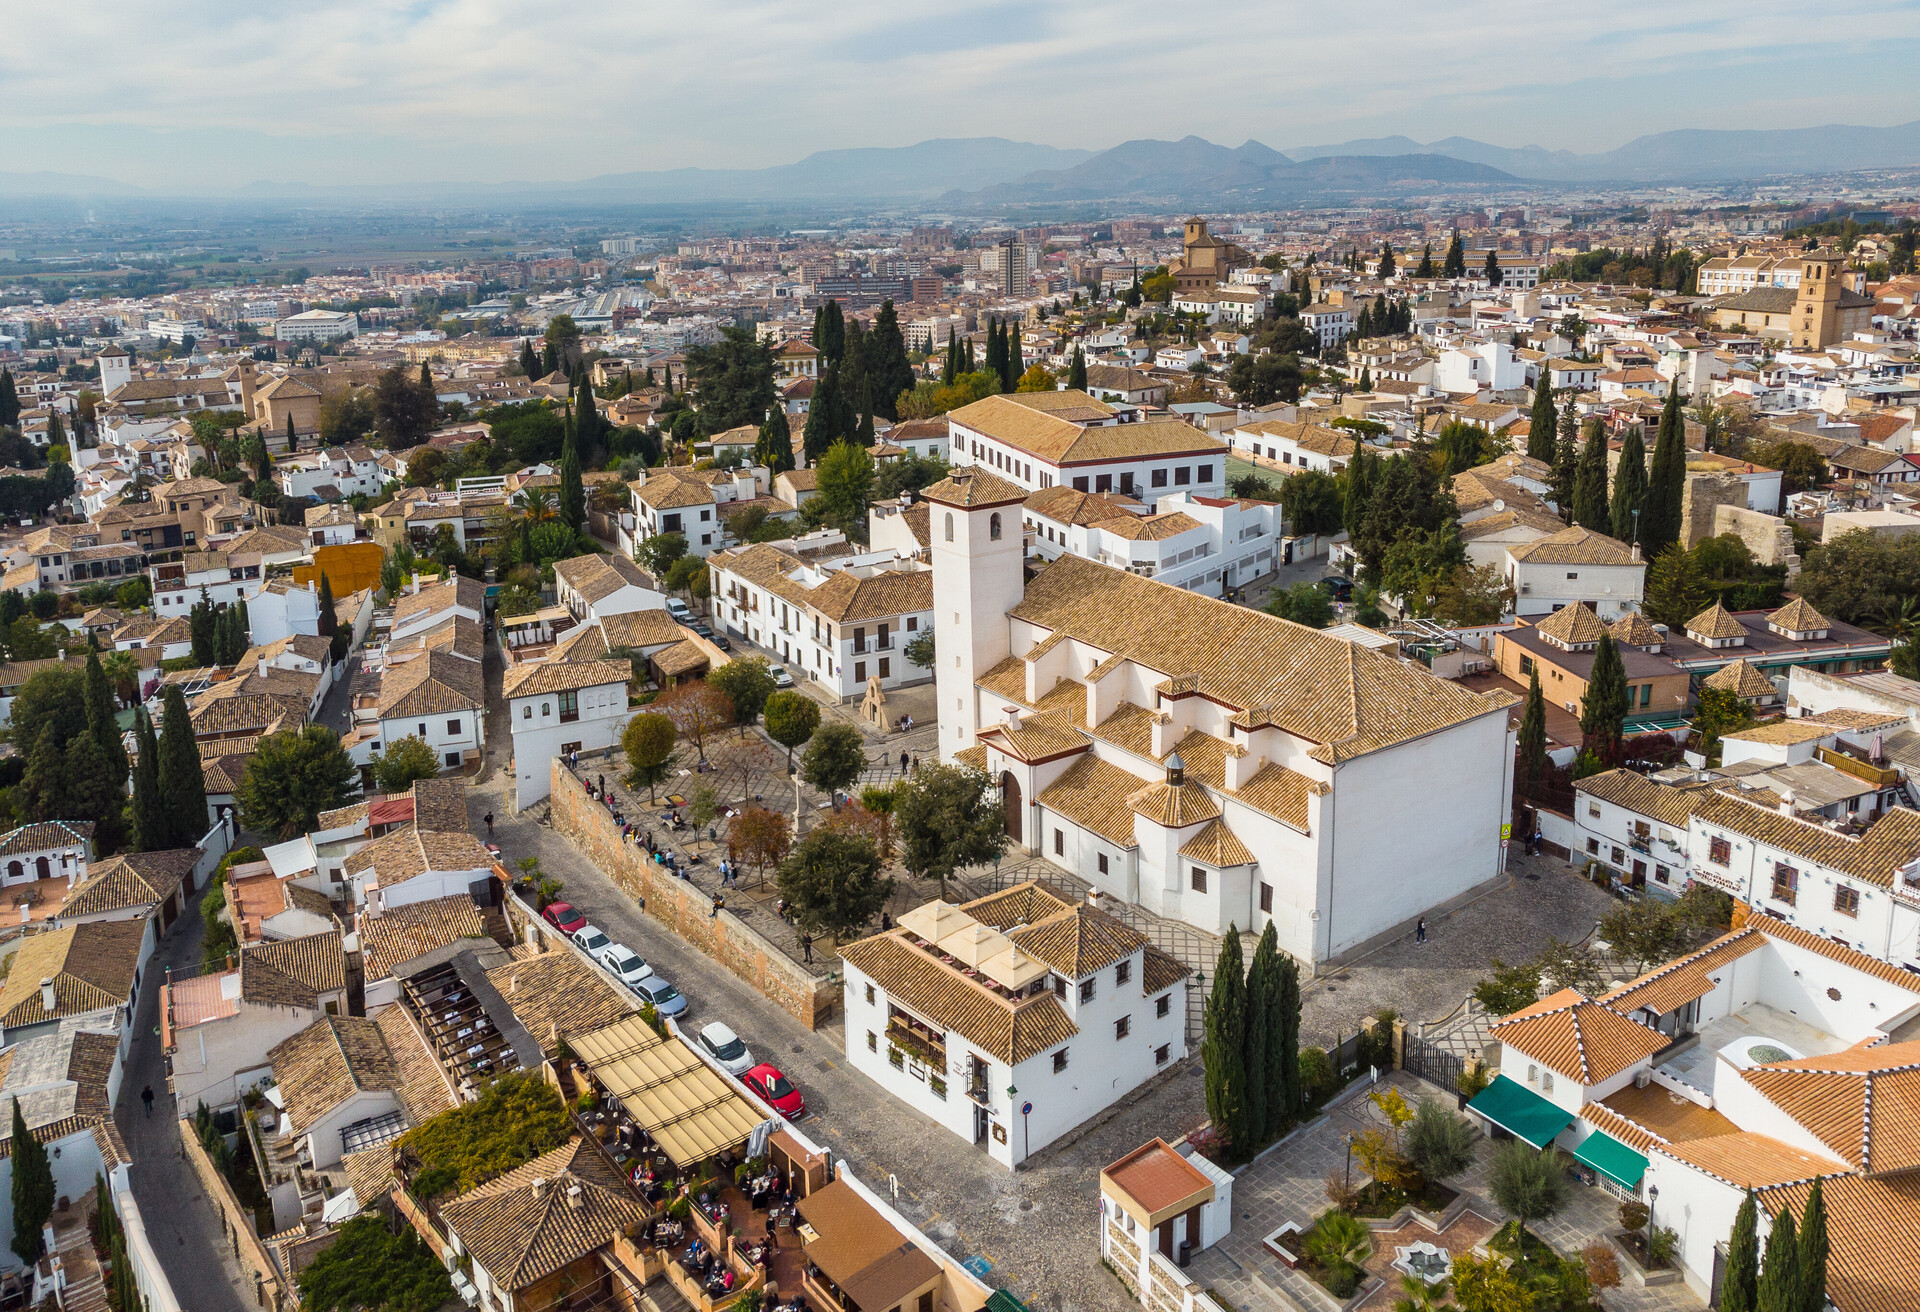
[3,0,1919,189]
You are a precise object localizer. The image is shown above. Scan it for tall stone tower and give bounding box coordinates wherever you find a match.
[1792,248,1845,350]
[923,469,1028,761]
[96,345,132,396]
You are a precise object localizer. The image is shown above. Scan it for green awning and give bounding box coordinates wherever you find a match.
[1467,1075,1575,1150]
[986,1291,1032,1312]
[1574,1129,1648,1189]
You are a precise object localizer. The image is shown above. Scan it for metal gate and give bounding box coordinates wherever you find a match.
[1402,1033,1463,1094]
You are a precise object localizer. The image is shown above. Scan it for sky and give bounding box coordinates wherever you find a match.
[8,1,1920,191]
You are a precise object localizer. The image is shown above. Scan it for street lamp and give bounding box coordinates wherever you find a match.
[1646,1185,1659,1259]
[1343,1132,1355,1192]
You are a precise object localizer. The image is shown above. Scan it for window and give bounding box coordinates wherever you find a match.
[854,627,867,653]
[1053,975,1066,999]
[1096,474,1112,493]
[448,718,463,735]
[1566,572,1579,581]
[1053,1049,1069,1072]
[557,692,578,723]
[1080,978,1096,1002]
[1197,464,1213,483]
[879,658,890,678]
[1772,863,1798,905]
[1259,882,1273,913]
[1155,1044,1171,1066]
[1834,885,1860,916]
[1156,994,1171,1018]
[1612,846,1626,866]
[989,513,1002,540]
[1527,1063,1538,1084]
[906,616,917,631]
[865,983,876,1004]
[1115,960,1131,986]
[1541,1071,1555,1094]
[1191,866,1207,893]
[417,723,428,737]
[944,513,953,542]
[1115,1016,1130,1040]
[1151,468,1167,488]
[1654,864,1670,885]
[1521,655,1534,677]
[1587,802,1601,819]
[1586,838,1600,855]
[522,705,531,719]
[1073,477,1089,492]
[1097,852,1109,875]
[1174,466,1192,486]
[1709,836,1732,865]
[444,752,461,767]
[854,661,866,682]
[867,1031,877,1052]
[889,1046,904,1068]
[1054,829,1064,855]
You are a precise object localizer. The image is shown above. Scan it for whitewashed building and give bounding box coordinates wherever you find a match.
[947,390,1227,501]
[1022,486,1282,596]
[502,659,636,809]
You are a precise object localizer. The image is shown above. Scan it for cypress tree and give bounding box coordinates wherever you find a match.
[869,300,914,420]
[1343,445,1374,535]
[1277,950,1301,1118]
[541,339,558,376]
[559,421,585,531]
[855,404,875,449]
[758,409,795,475]
[1517,666,1548,797]
[1242,927,1274,1145]
[11,1098,52,1263]
[1722,1191,1760,1312]
[83,646,128,784]
[1610,425,1649,545]
[317,573,337,638]
[816,300,845,367]
[1756,1206,1799,1312]
[1068,346,1087,391]
[964,335,975,373]
[1203,929,1248,1150]
[1443,231,1466,279]
[1415,243,1434,278]
[22,727,69,824]
[1580,633,1630,761]
[984,318,1004,387]
[1006,325,1024,392]
[66,731,123,857]
[284,410,295,453]
[1572,419,1611,530]
[1796,1181,1826,1312]
[158,685,207,849]
[519,340,539,378]
[803,364,843,461]
[942,328,959,386]
[1550,396,1579,521]
[1377,242,1395,278]
[1484,247,1504,287]
[1527,379,1556,461]
[0,369,18,428]
[1644,382,1687,556]
[130,709,163,853]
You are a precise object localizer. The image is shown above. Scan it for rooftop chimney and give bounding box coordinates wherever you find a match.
[530,1177,549,1201]
[1002,706,1021,732]
[566,1182,584,1211]
[39,977,54,1013]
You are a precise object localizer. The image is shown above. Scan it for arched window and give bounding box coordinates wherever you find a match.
[5,862,19,883]
[944,512,954,542]
[989,513,1002,541]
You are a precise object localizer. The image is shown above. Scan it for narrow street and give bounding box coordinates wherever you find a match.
[113,881,256,1312]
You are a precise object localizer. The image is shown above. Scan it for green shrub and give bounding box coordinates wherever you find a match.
[396,1072,571,1200]
[1298,1046,1335,1102]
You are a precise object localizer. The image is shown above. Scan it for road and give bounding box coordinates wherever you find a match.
[113,880,257,1312]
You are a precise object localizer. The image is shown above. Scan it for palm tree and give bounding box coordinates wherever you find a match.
[1877,595,1919,643]
[1391,1275,1448,1312]
[520,486,557,524]
[100,651,140,707]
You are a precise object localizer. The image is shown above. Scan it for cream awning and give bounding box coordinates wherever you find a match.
[569,1016,766,1170]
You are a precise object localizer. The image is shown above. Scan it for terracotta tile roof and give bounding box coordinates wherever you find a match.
[0,821,94,857]
[1140,946,1191,996]
[1720,719,1833,746]
[1600,927,1764,1016]
[1758,1173,1920,1312]
[240,932,345,1009]
[1595,1080,1739,1145]
[1007,555,1505,765]
[1507,524,1638,566]
[343,824,494,886]
[360,896,488,983]
[485,945,634,1054]
[1533,602,1607,646]
[1576,769,1700,830]
[1179,819,1257,867]
[952,394,1221,463]
[1752,918,1920,989]
[1690,790,1920,888]
[1006,905,1147,978]
[1608,613,1663,647]
[1490,987,1667,1083]
[1654,1131,1842,1190]
[1739,1040,1920,1173]
[920,467,1028,509]
[551,552,656,605]
[1767,597,1831,633]
[1024,485,1145,527]
[977,711,1087,764]
[1097,511,1203,542]
[440,1138,651,1291]
[958,882,1074,931]
[371,1003,457,1125]
[633,471,716,509]
[838,933,1078,1063]
[1686,601,1749,641]
[1127,779,1222,828]
[1035,755,1142,847]
[60,848,201,919]
[268,1015,399,1135]
[410,777,468,833]
[1701,657,1778,699]
[503,658,631,700]
[801,567,932,624]
[393,576,485,626]
[380,647,485,717]
[0,922,145,1026]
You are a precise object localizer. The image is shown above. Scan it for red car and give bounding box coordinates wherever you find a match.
[741,1063,805,1119]
[543,901,586,935]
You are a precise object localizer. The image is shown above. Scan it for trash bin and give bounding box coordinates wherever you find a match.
[1177,1239,1192,1268]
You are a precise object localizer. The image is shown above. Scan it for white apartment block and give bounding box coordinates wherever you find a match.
[707,535,933,701]
[926,467,1516,961]
[947,390,1227,502]
[273,310,359,343]
[1023,486,1281,596]
[1504,525,1645,620]
[628,465,773,559]
[841,882,1189,1169]
[1298,304,1352,349]
[276,446,385,501]
[1227,419,1358,477]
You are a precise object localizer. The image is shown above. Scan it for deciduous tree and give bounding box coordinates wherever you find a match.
[657,680,732,765]
[236,725,357,839]
[776,828,890,938]
[894,762,1006,897]
[620,713,678,802]
[373,735,442,793]
[706,656,776,735]
[762,691,820,768]
[800,721,866,799]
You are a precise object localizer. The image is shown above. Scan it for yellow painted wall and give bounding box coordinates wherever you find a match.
[293,542,386,595]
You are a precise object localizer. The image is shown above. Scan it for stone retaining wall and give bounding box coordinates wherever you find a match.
[548,760,842,1029]
[177,1118,285,1311]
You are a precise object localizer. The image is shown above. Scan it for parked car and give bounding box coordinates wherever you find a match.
[769,665,794,689]
[1317,576,1354,602]
[711,634,733,652]
[573,925,612,956]
[697,1021,754,1075]
[594,942,655,990]
[543,902,586,935]
[665,598,693,621]
[691,622,714,638]
[631,974,688,1018]
[740,1063,805,1118]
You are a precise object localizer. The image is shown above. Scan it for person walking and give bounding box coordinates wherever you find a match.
[1415,917,1428,945]
[141,1085,154,1118]
[800,933,813,964]
[899,750,909,772]
[483,812,494,837]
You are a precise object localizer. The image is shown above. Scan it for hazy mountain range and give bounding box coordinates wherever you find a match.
[8,119,1920,207]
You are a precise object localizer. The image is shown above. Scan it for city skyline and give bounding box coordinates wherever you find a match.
[8,0,1920,191]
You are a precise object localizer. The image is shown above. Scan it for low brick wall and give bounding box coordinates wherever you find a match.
[548,761,842,1029]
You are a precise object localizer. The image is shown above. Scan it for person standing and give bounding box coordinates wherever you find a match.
[141,1085,155,1118]
[1415,917,1428,944]
[800,933,814,964]
[483,812,494,837]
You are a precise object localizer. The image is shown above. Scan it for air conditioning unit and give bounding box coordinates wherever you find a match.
[1635,1070,1652,1090]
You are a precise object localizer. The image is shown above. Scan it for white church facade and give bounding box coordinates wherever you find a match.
[924,466,1518,969]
